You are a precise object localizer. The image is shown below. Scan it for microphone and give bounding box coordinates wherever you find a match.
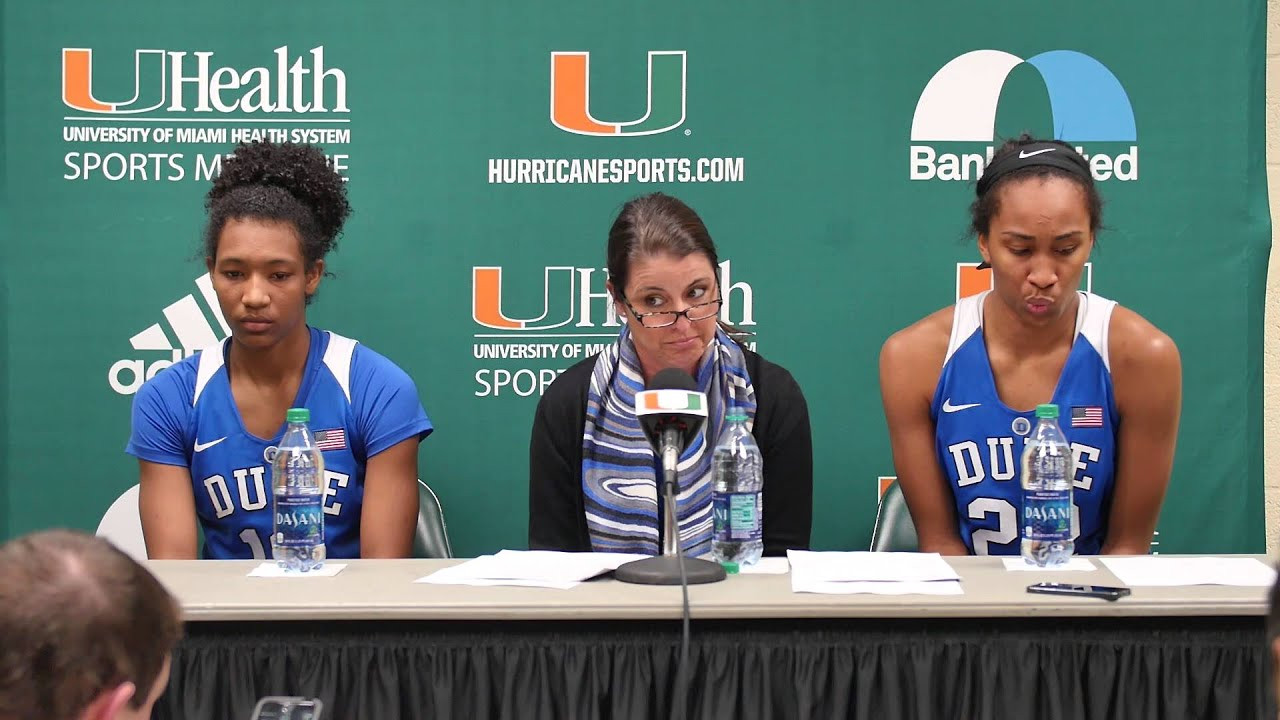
[614,368,726,720]
[635,368,708,508]
[614,368,726,586]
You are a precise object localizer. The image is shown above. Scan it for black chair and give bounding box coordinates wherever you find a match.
[412,479,453,559]
[869,480,919,552]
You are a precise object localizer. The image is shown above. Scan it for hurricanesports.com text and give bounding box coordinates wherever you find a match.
[488,157,745,184]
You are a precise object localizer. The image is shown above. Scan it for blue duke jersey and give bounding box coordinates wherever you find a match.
[931,291,1117,555]
[127,327,433,559]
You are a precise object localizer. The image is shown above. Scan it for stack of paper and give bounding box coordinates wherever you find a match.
[416,550,647,589]
[1101,557,1276,587]
[786,550,963,595]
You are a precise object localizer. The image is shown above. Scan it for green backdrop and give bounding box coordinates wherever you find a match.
[1,1,1270,556]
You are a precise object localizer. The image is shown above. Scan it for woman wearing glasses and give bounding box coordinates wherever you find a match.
[528,192,813,556]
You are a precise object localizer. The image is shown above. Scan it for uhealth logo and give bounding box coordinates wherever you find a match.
[62,46,348,114]
[472,262,755,332]
[550,51,686,136]
[473,267,581,331]
[910,50,1138,182]
[108,274,229,395]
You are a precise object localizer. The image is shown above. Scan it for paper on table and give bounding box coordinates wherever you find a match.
[416,550,648,589]
[786,550,962,595]
[786,550,960,582]
[1002,558,1096,572]
[247,562,347,578]
[736,557,790,575]
[791,577,964,595]
[1100,557,1276,587]
[416,568,577,590]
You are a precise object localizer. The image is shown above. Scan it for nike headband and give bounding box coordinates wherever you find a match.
[974,142,1092,269]
[974,142,1091,198]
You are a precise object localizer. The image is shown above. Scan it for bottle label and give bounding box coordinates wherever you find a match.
[274,494,325,547]
[1023,489,1071,541]
[714,492,762,542]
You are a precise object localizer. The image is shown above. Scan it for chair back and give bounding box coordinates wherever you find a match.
[869,480,919,552]
[413,479,453,559]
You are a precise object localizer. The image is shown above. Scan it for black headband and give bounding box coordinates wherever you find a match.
[975,142,1091,198]
[974,142,1091,269]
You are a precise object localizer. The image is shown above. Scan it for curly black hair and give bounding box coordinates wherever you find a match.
[968,133,1103,239]
[204,140,351,267]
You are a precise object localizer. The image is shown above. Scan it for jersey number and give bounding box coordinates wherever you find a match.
[239,527,267,559]
[967,498,1081,555]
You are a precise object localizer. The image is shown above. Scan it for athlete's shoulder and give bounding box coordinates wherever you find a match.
[1106,301,1180,377]
[134,348,204,408]
[349,338,416,386]
[881,304,953,374]
[317,330,421,402]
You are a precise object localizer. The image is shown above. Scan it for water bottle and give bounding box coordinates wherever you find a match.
[272,407,326,572]
[1021,403,1074,567]
[711,410,764,566]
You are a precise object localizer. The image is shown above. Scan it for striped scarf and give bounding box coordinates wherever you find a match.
[581,325,757,556]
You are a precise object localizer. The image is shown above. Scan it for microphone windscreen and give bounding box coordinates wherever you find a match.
[648,367,698,392]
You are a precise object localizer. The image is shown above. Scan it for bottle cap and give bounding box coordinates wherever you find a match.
[725,411,748,422]
[721,561,740,574]
[1035,403,1058,419]
[286,408,310,423]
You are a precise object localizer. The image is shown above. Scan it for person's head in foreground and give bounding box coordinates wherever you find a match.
[0,530,182,720]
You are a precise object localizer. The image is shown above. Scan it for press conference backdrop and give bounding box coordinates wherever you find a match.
[0,2,1269,556]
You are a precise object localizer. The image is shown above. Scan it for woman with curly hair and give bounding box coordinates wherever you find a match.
[126,141,432,560]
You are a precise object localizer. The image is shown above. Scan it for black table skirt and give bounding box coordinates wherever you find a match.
[157,616,1266,720]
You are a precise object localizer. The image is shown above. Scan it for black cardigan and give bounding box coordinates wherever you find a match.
[527,348,813,555]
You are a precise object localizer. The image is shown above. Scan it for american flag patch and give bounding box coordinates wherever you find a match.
[314,428,347,452]
[1071,406,1104,428]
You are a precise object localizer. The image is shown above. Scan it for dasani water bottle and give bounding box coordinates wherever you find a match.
[711,410,763,566]
[1021,403,1074,567]
[272,407,326,572]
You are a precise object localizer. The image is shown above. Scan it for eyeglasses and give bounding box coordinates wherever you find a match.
[622,295,723,328]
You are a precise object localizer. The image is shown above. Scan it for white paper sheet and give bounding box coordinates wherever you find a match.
[1100,557,1276,587]
[416,550,648,589]
[1002,558,1096,572]
[786,550,962,595]
[247,562,347,578]
[791,577,964,595]
[786,550,961,582]
[735,557,790,575]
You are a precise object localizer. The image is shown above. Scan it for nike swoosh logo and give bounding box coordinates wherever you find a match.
[1019,148,1055,158]
[194,437,227,453]
[942,399,981,413]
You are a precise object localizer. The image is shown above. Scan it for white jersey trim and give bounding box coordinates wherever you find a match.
[1074,291,1117,372]
[944,290,1115,371]
[944,291,988,366]
[193,340,227,405]
[322,332,359,403]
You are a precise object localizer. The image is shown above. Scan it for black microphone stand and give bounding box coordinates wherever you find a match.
[614,428,727,585]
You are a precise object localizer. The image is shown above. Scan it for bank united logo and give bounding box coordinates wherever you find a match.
[910,50,1138,181]
[550,50,686,136]
[108,274,229,395]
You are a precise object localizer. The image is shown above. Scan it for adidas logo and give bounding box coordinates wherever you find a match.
[108,274,229,395]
